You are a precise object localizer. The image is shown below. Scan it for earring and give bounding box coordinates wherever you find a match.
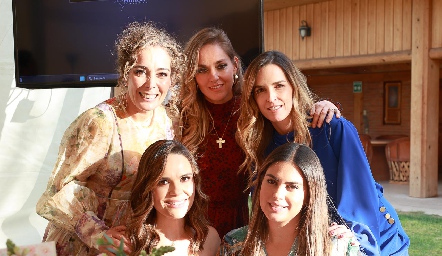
[233,74,239,85]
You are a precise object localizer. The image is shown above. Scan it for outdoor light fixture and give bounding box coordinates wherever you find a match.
[299,20,311,40]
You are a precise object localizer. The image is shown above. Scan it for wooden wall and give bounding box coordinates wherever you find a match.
[264,0,412,59]
[264,0,442,61]
[433,0,442,48]
[307,71,411,138]
[263,0,441,139]
[263,0,442,191]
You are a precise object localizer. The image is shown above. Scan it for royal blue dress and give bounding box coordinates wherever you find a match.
[265,116,410,256]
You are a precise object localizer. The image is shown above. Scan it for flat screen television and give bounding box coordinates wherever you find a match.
[12,0,263,89]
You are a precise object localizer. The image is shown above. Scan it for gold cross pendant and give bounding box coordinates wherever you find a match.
[216,138,225,148]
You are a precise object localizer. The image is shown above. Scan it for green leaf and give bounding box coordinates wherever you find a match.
[150,246,175,256]
[103,233,115,244]
[6,239,16,254]
[107,247,118,254]
[96,238,107,246]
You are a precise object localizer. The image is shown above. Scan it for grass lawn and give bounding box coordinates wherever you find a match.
[397,211,442,256]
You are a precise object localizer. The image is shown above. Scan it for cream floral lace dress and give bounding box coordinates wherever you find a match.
[36,97,173,255]
[218,226,363,256]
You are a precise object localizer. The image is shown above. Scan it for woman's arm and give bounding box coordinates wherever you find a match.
[311,117,382,255]
[36,107,116,249]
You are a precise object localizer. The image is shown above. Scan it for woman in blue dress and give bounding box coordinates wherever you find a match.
[236,50,410,256]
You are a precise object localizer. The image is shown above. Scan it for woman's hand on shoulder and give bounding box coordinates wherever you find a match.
[328,222,359,246]
[201,226,221,256]
[310,100,341,128]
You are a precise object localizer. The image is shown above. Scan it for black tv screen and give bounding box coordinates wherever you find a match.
[12,0,263,89]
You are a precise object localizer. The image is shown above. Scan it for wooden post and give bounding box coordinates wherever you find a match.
[353,91,362,132]
[410,0,439,197]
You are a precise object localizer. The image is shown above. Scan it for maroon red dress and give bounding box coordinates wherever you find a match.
[197,96,249,238]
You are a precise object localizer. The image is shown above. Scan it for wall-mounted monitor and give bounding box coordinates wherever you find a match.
[12,0,263,89]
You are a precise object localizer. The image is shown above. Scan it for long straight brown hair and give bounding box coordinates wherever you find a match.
[241,143,331,255]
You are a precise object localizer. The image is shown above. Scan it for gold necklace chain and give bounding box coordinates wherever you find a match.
[207,96,237,149]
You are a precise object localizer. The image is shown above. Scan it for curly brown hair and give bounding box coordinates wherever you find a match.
[115,21,186,119]
[127,140,210,255]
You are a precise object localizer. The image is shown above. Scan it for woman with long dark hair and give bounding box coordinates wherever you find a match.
[128,140,220,255]
[219,143,361,255]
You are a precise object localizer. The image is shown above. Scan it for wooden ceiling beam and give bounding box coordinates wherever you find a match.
[429,47,442,60]
[293,50,412,70]
[302,63,412,76]
[264,0,330,11]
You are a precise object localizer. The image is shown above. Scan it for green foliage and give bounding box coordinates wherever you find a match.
[398,211,442,256]
[5,234,174,256]
[5,239,29,256]
[148,246,175,256]
[97,234,175,256]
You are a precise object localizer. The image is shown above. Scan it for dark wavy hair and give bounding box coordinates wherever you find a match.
[127,140,209,255]
[241,143,331,255]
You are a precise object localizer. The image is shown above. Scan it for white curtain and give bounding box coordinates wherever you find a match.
[0,0,112,247]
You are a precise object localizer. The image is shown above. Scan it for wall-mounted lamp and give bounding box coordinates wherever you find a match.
[299,20,311,40]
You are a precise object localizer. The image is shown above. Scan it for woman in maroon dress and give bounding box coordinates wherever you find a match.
[179,28,247,237]
[178,28,339,237]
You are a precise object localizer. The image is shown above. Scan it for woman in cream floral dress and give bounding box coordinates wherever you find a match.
[36,21,185,256]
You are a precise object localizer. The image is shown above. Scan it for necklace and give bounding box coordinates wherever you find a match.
[207,96,237,149]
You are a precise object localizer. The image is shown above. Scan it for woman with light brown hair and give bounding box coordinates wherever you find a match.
[236,50,409,255]
[179,27,340,238]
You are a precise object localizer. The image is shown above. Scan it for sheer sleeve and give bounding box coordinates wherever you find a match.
[36,106,116,248]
